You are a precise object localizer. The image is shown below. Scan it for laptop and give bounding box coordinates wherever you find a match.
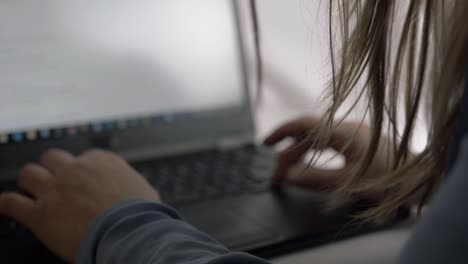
[0,1,403,262]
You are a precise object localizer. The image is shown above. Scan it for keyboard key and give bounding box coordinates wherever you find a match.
[131,145,275,205]
[0,181,18,193]
[0,216,17,237]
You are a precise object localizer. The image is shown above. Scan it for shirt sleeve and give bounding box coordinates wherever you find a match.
[76,200,271,264]
[398,137,468,263]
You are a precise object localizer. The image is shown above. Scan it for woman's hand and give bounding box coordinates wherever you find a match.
[264,116,391,190]
[0,149,160,263]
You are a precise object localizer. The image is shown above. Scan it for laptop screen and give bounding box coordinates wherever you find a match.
[0,0,248,145]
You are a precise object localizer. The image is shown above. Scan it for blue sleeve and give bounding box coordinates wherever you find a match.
[398,137,468,263]
[76,200,270,264]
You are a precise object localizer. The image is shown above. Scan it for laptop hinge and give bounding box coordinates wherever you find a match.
[120,134,255,162]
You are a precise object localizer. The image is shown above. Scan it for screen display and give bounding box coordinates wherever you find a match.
[0,0,245,144]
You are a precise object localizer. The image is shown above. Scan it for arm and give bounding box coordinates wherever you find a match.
[78,200,270,264]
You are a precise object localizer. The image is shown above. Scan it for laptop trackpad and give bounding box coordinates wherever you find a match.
[177,202,280,251]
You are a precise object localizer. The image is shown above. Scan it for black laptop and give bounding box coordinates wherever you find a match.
[0,1,401,262]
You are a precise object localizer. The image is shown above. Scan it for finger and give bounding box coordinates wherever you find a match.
[327,122,369,159]
[272,141,313,183]
[18,164,53,198]
[39,149,75,173]
[0,192,37,227]
[78,149,116,164]
[80,149,108,159]
[264,117,319,146]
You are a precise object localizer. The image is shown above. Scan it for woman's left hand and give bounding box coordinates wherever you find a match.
[0,149,160,263]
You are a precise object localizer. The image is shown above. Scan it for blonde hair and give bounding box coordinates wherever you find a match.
[320,0,468,223]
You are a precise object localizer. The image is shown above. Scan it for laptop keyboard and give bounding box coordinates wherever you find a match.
[133,145,275,204]
[0,145,276,236]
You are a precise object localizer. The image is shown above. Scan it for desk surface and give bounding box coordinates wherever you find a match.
[270,226,411,264]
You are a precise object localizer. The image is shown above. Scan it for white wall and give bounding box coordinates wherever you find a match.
[253,0,427,152]
[253,0,333,139]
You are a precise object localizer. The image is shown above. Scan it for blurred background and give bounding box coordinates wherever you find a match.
[252,0,428,153]
[251,0,331,139]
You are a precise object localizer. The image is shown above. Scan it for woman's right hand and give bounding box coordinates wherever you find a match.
[264,116,391,190]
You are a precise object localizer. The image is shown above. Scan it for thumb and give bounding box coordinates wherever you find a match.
[0,192,37,228]
[264,116,319,146]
